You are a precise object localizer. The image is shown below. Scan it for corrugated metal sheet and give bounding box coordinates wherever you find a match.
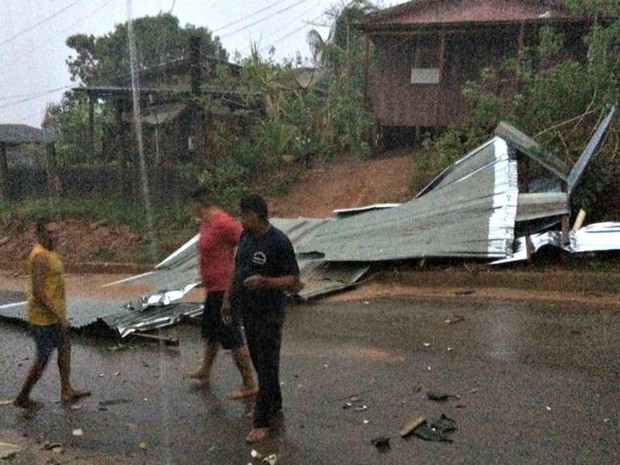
[113,217,366,304]
[515,193,569,222]
[568,107,617,193]
[492,222,620,264]
[0,297,128,329]
[298,138,519,261]
[101,302,204,338]
[494,121,568,181]
[0,124,55,145]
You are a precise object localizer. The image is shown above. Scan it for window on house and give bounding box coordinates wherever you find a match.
[411,36,441,84]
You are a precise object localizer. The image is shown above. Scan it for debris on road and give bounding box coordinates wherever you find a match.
[399,414,426,437]
[430,414,457,435]
[370,435,390,450]
[444,315,465,325]
[412,422,454,442]
[427,391,460,402]
[99,398,133,407]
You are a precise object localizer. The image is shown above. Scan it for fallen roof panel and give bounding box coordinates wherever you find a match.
[298,137,519,261]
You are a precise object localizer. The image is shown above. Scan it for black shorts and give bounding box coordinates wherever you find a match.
[201,291,245,350]
[32,323,67,362]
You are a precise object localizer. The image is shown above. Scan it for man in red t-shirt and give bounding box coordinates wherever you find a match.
[185,188,257,400]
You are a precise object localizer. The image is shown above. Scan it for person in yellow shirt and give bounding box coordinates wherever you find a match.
[13,219,90,409]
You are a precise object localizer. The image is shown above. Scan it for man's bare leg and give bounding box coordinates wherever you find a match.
[14,359,47,409]
[187,340,218,381]
[227,345,258,400]
[58,343,91,402]
[246,427,269,443]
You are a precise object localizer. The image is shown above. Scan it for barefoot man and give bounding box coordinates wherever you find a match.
[186,188,257,400]
[14,219,90,409]
[224,193,301,443]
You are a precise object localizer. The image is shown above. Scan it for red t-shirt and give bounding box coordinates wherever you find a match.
[197,210,242,292]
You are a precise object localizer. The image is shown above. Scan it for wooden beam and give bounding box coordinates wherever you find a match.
[88,94,95,161]
[363,34,370,108]
[0,143,8,200]
[435,31,446,127]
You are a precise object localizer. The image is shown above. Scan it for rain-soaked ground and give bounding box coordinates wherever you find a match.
[1,290,619,464]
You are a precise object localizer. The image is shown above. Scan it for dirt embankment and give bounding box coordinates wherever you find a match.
[0,152,415,271]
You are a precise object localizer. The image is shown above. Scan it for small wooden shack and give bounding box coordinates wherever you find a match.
[0,124,56,199]
[357,0,592,146]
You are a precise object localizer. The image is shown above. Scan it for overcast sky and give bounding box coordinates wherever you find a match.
[0,0,400,128]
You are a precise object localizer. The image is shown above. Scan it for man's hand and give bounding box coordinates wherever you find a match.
[221,300,232,326]
[58,315,69,334]
[243,274,267,291]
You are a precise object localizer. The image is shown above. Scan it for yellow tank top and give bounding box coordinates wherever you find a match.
[26,243,66,326]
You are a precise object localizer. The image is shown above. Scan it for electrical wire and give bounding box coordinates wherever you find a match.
[0,85,73,111]
[262,11,328,53]
[3,0,115,69]
[220,0,315,39]
[213,0,291,33]
[0,0,84,47]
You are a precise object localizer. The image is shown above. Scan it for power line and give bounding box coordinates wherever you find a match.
[0,85,72,111]
[220,0,314,39]
[213,0,291,33]
[260,6,327,53]
[0,0,84,48]
[3,0,115,69]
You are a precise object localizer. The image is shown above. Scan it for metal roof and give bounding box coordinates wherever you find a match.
[358,0,584,31]
[0,125,55,145]
[297,137,519,261]
[111,217,367,305]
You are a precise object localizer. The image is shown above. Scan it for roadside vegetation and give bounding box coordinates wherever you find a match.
[420,0,620,222]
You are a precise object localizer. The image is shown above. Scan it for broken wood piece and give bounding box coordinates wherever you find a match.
[399,414,426,437]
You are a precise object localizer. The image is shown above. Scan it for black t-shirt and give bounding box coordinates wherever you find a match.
[233,225,300,317]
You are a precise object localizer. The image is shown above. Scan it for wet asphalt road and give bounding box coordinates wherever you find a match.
[1,293,619,465]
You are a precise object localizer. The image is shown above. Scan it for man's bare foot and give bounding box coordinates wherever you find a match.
[61,389,91,403]
[246,427,269,443]
[13,396,44,410]
[227,385,258,400]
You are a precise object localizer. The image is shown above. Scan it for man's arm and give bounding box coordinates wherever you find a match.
[243,274,302,292]
[220,250,238,325]
[32,254,68,328]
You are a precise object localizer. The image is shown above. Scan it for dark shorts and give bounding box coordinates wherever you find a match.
[32,323,67,362]
[201,291,245,350]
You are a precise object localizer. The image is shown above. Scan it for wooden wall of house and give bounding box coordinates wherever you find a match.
[369,22,588,131]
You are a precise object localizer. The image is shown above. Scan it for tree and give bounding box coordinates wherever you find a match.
[307,0,376,78]
[43,94,112,166]
[306,0,378,156]
[66,13,227,86]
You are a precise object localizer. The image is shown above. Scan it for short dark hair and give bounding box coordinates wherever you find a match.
[35,218,50,240]
[240,193,268,220]
[190,186,213,207]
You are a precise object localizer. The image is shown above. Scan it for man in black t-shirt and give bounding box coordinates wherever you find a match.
[222,193,301,444]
